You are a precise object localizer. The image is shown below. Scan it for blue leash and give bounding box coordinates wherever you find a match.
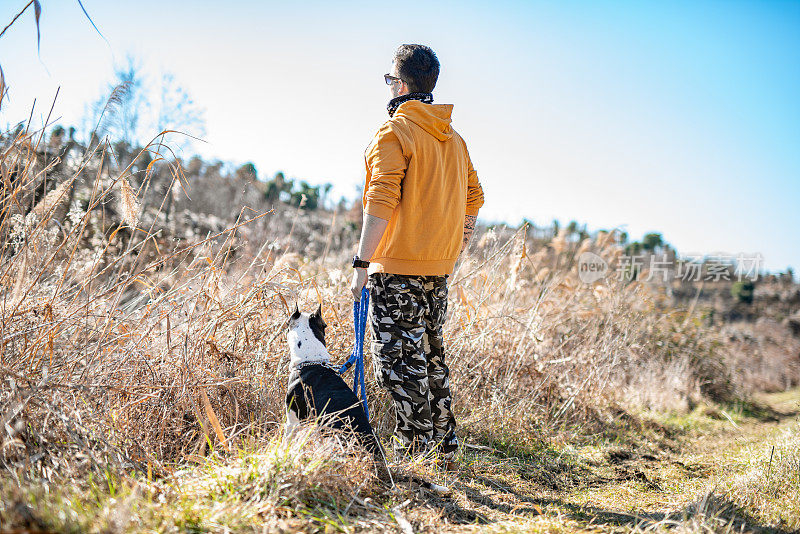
[339,286,370,420]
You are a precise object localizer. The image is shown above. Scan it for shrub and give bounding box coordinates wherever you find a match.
[731,280,755,304]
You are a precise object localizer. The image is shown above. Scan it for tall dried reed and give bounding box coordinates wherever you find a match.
[1,114,798,483]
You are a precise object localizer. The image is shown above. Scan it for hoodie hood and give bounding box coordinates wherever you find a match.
[393,100,454,142]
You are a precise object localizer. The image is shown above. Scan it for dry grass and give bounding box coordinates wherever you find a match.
[725,422,800,530]
[0,126,761,475]
[631,491,763,534]
[1,425,393,533]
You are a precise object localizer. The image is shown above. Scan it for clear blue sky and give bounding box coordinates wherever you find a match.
[1,0,798,273]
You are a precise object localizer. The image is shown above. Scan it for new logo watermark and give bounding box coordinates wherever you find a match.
[576,251,765,284]
[577,252,609,283]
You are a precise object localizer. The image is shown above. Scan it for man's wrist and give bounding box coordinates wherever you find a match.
[352,255,370,269]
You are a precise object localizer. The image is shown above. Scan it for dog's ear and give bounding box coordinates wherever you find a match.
[311,304,326,328]
[308,304,327,347]
[290,303,301,321]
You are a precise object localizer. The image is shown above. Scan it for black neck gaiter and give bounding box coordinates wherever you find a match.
[387,92,434,117]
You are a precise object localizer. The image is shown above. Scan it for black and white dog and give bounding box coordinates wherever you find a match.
[284,305,450,493]
[284,305,379,454]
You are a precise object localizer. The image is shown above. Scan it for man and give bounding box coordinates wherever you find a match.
[350,44,484,461]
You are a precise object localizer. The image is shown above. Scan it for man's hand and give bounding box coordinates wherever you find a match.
[350,268,368,300]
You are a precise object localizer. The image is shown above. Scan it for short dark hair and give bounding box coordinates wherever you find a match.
[393,44,440,93]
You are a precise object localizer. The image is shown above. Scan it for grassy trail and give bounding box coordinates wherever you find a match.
[412,389,800,533]
[3,390,798,533]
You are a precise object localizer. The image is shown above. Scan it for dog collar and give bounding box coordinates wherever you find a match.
[294,360,337,373]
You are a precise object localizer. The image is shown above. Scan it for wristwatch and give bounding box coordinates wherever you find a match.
[352,255,370,269]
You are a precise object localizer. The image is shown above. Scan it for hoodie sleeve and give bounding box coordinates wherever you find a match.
[464,143,485,216]
[363,123,408,221]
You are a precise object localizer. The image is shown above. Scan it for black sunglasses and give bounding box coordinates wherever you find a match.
[384,73,404,86]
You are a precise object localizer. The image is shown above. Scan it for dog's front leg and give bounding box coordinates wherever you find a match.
[284,407,301,438]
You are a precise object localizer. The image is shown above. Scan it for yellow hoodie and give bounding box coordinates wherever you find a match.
[362,99,485,276]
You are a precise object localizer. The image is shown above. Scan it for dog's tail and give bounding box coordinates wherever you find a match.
[370,431,395,486]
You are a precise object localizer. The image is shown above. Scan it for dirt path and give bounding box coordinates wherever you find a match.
[400,389,800,533]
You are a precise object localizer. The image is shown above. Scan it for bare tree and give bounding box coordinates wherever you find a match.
[82,55,147,147]
[155,72,206,154]
[82,58,205,154]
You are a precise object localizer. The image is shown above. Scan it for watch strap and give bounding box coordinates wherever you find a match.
[352,256,370,269]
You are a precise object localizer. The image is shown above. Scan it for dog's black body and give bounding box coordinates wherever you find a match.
[286,362,378,454]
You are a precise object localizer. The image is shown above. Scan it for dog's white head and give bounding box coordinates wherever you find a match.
[287,304,330,368]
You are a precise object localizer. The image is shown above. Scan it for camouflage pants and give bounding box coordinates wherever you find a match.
[368,273,458,457]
